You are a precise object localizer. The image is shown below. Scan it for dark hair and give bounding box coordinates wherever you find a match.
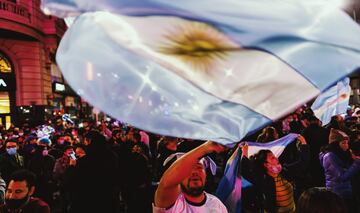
[351,141,360,157]
[133,132,141,143]
[322,141,352,165]
[297,187,347,213]
[84,130,107,154]
[64,133,73,139]
[9,170,36,189]
[5,138,18,145]
[251,149,272,174]
[84,130,106,143]
[257,127,278,143]
[112,129,121,138]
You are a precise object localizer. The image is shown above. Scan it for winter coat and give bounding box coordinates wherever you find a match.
[64,143,120,213]
[319,151,360,198]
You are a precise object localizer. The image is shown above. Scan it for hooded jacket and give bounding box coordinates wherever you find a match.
[319,151,360,198]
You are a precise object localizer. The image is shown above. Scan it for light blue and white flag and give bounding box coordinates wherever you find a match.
[311,78,351,126]
[246,133,299,158]
[216,146,253,213]
[41,0,360,145]
[216,133,297,213]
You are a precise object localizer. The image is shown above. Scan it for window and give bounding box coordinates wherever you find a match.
[0,92,10,114]
[0,54,12,73]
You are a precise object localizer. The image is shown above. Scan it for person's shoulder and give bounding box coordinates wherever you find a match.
[205,193,227,211]
[205,193,223,203]
[25,197,50,213]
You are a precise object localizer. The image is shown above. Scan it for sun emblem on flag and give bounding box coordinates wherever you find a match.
[158,21,240,72]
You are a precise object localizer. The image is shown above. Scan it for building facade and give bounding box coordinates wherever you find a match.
[0,0,81,127]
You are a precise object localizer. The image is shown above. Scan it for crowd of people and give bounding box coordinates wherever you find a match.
[0,104,357,212]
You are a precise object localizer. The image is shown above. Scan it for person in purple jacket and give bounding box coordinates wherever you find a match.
[320,128,360,212]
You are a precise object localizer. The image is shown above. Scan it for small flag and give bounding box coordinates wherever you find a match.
[216,146,245,213]
[311,78,351,125]
[246,133,299,158]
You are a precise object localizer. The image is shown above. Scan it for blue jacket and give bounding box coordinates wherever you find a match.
[319,152,360,198]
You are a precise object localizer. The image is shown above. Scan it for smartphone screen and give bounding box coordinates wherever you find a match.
[69,152,77,160]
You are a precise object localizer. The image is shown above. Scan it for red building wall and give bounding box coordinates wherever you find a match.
[0,0,66,125]
[0,0,65,106]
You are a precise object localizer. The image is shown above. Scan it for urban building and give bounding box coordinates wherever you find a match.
[0,0,84,127]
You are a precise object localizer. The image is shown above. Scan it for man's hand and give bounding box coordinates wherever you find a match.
[241,143,249,158]
[69,159,77,166]
[297,135,307,145]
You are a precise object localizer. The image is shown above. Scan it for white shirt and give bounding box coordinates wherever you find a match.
[153,192,228,213]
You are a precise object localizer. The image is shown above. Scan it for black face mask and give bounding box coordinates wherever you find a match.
[6,194,29,210]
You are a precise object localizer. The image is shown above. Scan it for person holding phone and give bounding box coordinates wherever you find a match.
[64,130,120,213]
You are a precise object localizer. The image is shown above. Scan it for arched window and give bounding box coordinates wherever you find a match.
[0,53,12,73]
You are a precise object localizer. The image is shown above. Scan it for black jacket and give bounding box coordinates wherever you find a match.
[64,142,120,213]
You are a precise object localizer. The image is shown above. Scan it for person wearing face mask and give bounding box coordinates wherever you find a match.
[319,128,360,212]
[27,137,55,208]
[0,139,24,184]
[0,169,50,213]
[242,135,308,213]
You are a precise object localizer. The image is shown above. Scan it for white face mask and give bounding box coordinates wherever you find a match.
[267,163,282,174]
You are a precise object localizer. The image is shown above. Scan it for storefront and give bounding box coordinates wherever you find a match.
[0,52,16,128]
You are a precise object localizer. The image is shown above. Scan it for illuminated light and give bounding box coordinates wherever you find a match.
[42,7,51,15]
[151,86,157,91]
[225,69,233,77]
[139,96,143,103]
[97,73,102,77]
[193,105,200,111]
[20,107,23,110]
[174,102,179,107]
[112,73,119,78]
[77,89,84,95]
[86,62,94,81]
[142,74,151,85]
[55,83,65,92]
[128,95,133,100]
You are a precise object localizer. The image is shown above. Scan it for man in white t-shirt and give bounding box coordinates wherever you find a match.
[153,141,228,213]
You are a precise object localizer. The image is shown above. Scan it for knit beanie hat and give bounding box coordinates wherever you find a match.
[329,128,349,144]
[37,137,52,146]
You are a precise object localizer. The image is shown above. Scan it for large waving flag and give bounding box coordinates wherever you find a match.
[41,0,360,145]
[311,78,351,125]
[216,133,297,212]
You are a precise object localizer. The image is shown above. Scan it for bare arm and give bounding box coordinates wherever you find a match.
[154,141,226,208]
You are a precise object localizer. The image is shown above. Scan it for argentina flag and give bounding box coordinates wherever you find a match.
[41,0,360,145]
[216,146,251,213]
[311,78,351,126]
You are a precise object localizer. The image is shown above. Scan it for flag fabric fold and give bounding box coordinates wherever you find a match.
[216,133,298,212]
[41,0,360,145]
[311,78,351,126]
[216,146,244,213]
